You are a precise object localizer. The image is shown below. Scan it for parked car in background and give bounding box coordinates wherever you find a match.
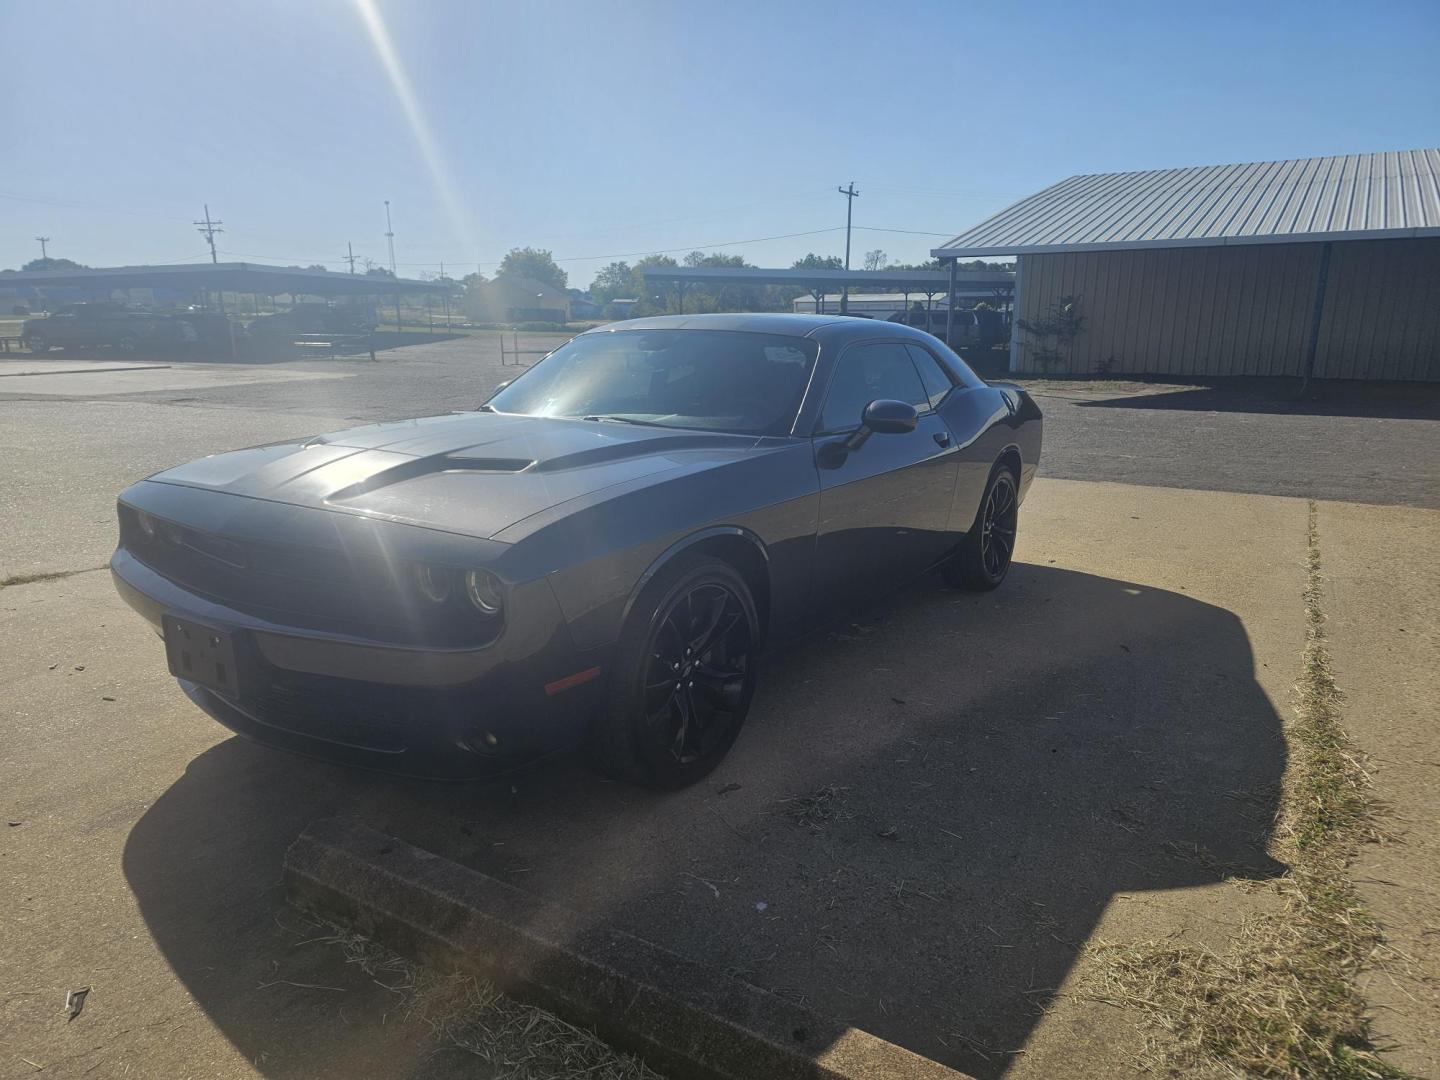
[887,306,1009,351]
[244,302,375,340]
[23,302,199,354]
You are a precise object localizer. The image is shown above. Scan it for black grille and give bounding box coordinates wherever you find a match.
[237,665,479,754]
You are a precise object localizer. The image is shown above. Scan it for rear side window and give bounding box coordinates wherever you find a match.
[818,342,929,432]
[905,345,956,409]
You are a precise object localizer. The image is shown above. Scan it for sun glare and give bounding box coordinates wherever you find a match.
[351,0,476,259]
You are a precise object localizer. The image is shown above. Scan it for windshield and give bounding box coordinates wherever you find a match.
[487,329,818,436]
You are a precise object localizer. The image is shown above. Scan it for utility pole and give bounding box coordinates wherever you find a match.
[35,236,51,260]
[837,182,859,313]
[194,204,223,264]
[384,200,397,275]
[344,241,358,274]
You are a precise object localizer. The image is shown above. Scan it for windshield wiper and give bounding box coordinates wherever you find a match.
[580,414,667,427]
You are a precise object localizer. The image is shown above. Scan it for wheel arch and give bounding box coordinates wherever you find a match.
[621,526,772,645]
[996,443,1023,483]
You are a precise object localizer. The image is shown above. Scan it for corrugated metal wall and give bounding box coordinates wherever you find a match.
[1012,238,1440,380]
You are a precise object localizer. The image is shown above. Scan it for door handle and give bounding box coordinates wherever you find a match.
[934,431,952,448]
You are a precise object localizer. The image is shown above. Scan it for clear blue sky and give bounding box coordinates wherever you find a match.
[4,0,1436,287]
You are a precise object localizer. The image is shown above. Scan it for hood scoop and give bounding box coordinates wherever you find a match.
[327,454,533,503]
[531,432,754,473]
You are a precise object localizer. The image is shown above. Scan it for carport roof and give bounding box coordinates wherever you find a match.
[0,262,441,295]
[932,148,1440,258]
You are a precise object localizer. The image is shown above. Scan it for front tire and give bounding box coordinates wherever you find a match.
[591,554,759,788]
[942,462,1020,591]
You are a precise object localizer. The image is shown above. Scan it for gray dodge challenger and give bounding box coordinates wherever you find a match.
[112,313,1042,787]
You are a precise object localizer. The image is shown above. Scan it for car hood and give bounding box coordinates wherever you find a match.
[146,412,763,539]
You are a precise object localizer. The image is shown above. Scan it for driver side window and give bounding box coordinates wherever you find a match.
[817,343,929,433]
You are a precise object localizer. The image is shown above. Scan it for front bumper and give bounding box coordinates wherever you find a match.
[112,549,606,778]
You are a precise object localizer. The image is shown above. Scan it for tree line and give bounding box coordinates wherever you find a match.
[475,246,1010,320]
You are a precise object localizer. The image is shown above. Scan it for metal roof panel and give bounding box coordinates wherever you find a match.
[933,149,1440,257]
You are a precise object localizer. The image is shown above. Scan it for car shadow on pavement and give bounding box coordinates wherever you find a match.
[123,563,1287,1078]
[1066,380,1440,420]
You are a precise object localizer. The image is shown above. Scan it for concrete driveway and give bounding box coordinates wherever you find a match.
[2,341,1436,1077]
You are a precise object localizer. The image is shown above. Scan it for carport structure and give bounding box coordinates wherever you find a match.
[638,265,1015,330]
[931,149,1440,380]
[0,261,444,326]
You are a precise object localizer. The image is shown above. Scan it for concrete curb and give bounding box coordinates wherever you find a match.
[284,817,970,1080]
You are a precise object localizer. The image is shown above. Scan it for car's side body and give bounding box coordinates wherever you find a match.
[111,313,1041,778]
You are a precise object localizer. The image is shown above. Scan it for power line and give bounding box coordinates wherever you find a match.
[549,226,848,265]
[854,225,953,237]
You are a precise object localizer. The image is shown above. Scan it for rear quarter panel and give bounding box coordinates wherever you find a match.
[939,385,1043,534]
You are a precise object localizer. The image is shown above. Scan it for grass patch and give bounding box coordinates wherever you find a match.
[1083,501,1409,1079]
[321,924,660,1080]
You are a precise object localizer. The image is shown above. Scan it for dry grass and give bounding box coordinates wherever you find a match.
[0,565,106,589]
[320,925,661,1080]
[778,784,850,832]
[1083,502,1411,1079]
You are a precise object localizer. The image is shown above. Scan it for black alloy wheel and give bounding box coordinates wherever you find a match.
[593,555,758,788]
[978,472,1019,580]
[643,581,751,766]
[943,463,1019,591]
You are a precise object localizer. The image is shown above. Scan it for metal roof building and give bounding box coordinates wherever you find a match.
[932,150,1440,381]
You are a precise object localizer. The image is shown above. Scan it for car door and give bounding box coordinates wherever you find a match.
[810,340,959,616]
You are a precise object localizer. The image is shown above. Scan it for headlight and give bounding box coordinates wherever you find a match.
[465,569,504,615]
[413,564,453,603]
[136,510,158,540]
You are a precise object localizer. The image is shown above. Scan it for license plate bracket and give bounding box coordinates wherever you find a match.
[163,616,241,697]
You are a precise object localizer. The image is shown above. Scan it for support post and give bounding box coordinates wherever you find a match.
[1008,256,1024,373]
[945,259,956,348]
[1301,241,1333,393]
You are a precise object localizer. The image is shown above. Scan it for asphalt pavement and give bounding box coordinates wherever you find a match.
[2,339,1436,1078]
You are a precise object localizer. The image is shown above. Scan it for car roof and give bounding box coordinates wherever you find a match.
[584,312,848,337]
[585,310,962,350]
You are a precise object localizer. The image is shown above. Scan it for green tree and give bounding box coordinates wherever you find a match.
[1017,294,1085,370]
[498,247,567,291]
[22,257,88,272]
[791,252,844,270]
[631,254,678,314]
[305,264,328,273]
[590,260,635,305]
[863,249,888,271]
[365,266,396,278]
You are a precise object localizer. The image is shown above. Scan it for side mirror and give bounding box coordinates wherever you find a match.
[844,398,919,450]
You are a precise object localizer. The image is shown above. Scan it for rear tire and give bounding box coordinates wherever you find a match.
[942,462,1020,591]
[591,553,759,789]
